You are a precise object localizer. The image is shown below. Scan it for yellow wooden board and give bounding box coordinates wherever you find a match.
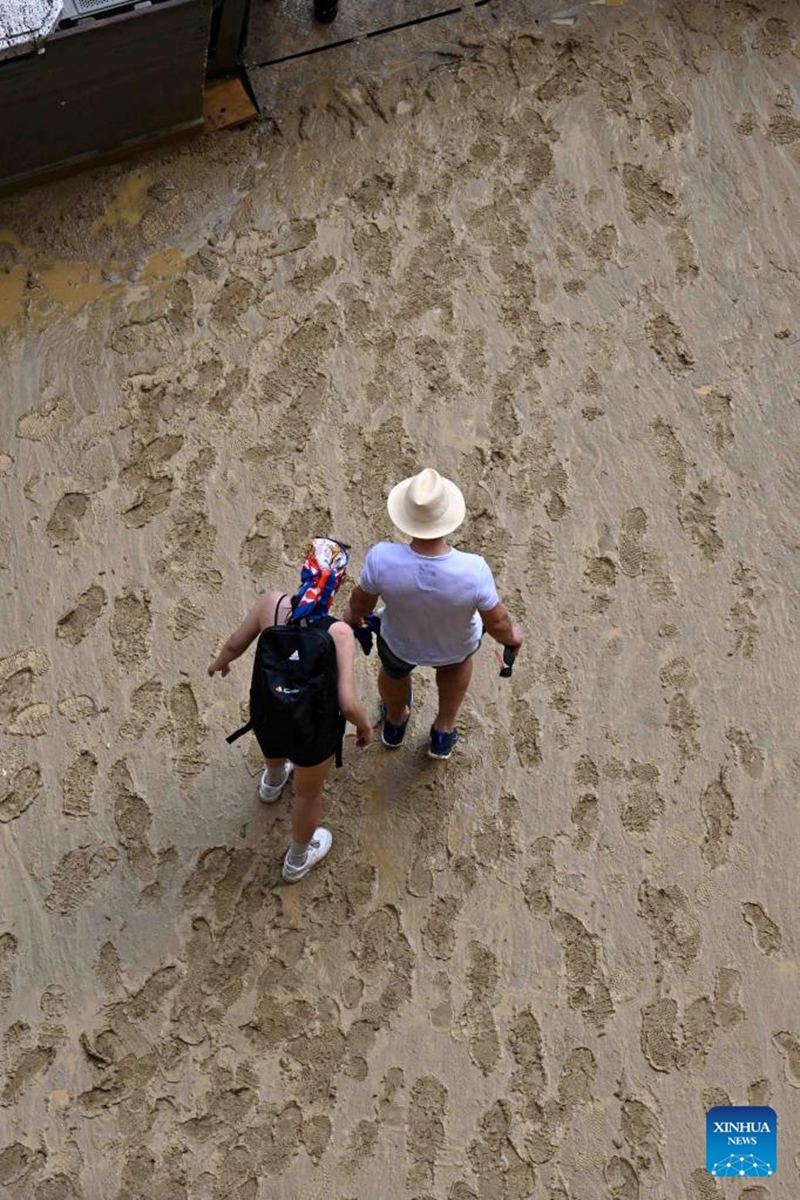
[203,77,259,132]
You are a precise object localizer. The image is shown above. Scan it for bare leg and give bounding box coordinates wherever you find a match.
[378,666,411,725]
[434,657,473,733]
[264,756,288,785]
[291,756,333,844]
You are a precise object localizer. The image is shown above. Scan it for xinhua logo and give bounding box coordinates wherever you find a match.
[706,1106,776,1177]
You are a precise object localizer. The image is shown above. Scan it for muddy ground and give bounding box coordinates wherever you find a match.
[1,1,799,1196]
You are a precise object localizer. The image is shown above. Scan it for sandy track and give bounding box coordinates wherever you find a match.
[1,2,799,1196]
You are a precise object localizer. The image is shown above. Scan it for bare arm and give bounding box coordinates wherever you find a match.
[331,622,372,746]
[342,583,379,627]
[207,591,282,677]
[480,602,523,656]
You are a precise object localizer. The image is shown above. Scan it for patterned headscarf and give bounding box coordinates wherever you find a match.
[291,538,349,622]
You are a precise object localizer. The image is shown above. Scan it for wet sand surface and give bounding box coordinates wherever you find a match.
[1,1,799,1196]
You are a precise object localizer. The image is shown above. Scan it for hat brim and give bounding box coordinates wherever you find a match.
[387,475,466,540]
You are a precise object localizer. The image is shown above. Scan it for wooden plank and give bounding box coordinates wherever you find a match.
[203,75,258,130]
[207,0,251,76]
[0,118,202,198]
[245,0,463,66]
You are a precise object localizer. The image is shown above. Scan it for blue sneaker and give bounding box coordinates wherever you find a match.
[429,727,459,760]
[381,689,412,748]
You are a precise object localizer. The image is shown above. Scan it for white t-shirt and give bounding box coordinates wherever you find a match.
[359,543,500,667]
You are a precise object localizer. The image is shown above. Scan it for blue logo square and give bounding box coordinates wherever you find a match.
[706,1106,776,1177]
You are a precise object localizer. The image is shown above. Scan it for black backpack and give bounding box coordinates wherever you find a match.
[227,613,345,768]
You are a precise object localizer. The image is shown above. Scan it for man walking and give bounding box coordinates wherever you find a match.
[343,468,523,759]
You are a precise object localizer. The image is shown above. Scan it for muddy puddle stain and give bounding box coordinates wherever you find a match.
[0,264,27,328]
[142,248,186,282]
[91,170,154,235]
[37,261,123,314]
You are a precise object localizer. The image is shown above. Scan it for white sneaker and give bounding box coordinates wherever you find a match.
[258,761,293,803]
[282,827,333,883]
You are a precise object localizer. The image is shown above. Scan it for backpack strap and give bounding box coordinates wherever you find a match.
[274,593,288,625]
[226,720,252,744]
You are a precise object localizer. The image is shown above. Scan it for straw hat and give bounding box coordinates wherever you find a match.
[387,468,466,539]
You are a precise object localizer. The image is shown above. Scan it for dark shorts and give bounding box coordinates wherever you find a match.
[377,634,483,679]
[377,634,416,680]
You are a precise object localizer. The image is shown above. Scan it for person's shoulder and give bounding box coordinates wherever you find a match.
[452,547,492,571]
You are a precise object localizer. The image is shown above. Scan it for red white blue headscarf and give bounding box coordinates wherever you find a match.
[291,538,349,622]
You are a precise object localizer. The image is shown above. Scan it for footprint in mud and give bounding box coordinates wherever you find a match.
[110,759,156,883]
[122,476,174,528]
[696,386,734,450]
[619,508,647,578]
[603,1155,640,1200]
[638,880,701,969]
[1,1043,57,1105]
[771,1032,800,1087]
[0,763,42,823]
[405,1075,447,1191]
[166,681,208,780]
[571,793,599,850]
[620,163,682,226]
[620,763,664,835]
[659,655,700,773]
[16,394,74,442]
[700,772,736,867]
[168,598,204,642]
[714,966,745,1030]
[472,793,520,870]
[726,728,765,779]
[45,492,89,550]
[640,993,715,1072]
[556,1047,597,1117]
[344,1018,375,1082]
[354,905,415,1032]
[0,668,34,730]
[0,931,19,1003]
[667,223,699,284]
[466,1100,533,1198]
[464,942,501,1076]
[56,584,106,646]
[747,1079,772,1107]
[678,480,724,562]
[342,1118,379,1172]
[728,563,762,659]
[121,680,163,741]
[421,895,461,961]
[646,310,695,376]
[618,1094,665,1188]
[551,911,614,1030]
[651,418,692,490]
[110,590,152,670]
[585,554,617,593]
[523,835,554,915]
[511,698,542,769]
[45,844,119,914]
[688,1167,723,1200]
[62,750,98,817]
[741,902,782,956]
[162,507,220,593]
[57,694,101,723]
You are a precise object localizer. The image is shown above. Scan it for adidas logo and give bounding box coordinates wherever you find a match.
[288,650,300,661]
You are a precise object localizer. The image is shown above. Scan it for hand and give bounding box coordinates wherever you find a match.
[356,723,372,748]
[207,659,230,678]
